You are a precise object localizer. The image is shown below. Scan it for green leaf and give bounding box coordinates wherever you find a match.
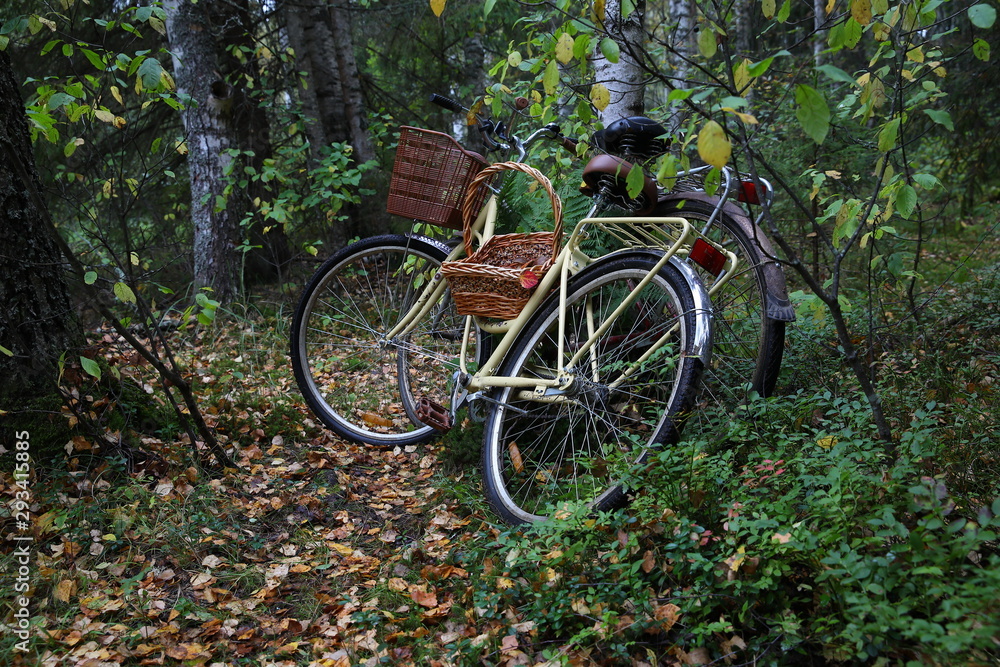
[84,270,98,285]
[137,57,163,89]
[844,17,863,48]
[0,344,13,357]
[776,0,792,21]
[625,161,645,199]
[969,3,997,28]
[878,117,900,152]
[912,173,939,188]
[924,108,954,131]
[48,92,75,109]
[896,184,917,218]
[817,64,857,86]
[80,48,105,71]
[484,0,497,17]
[113,281,136,304]
[795,84,830,145]
[973,38,990,61]
[600,37,620,63]
[80,356,102,381]
[543,59,559,95]
[698,28,717,58]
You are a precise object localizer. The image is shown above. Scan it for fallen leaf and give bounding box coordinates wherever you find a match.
[408,583,438,608]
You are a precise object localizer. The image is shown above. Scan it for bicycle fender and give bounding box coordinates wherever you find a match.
[658,192,796,322]
[407,232,454,257]
[669,256,714,365]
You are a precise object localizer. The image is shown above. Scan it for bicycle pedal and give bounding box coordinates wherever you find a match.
[415,398,453,432]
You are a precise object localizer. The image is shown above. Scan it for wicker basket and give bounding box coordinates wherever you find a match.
[386,127,490,230]
[441,163,563,320]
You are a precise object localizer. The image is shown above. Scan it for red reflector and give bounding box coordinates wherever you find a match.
[690,238,727,277]
[737,180,761,205]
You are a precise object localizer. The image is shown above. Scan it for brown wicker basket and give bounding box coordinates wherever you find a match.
[441,163,563,320]
[386,127,490,230]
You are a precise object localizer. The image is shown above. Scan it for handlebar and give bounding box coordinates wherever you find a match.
[428,93,575,161]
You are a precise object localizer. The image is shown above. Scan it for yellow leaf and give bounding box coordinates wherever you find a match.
[817,435,838,449]
[54,579,77,602]
[113,116,127,129]
[430,0,446,17]
[555,32,574,64]
[826,0,836,14]
[496,577,514,589]
[94,108,114,124]
[851,0,872,25]
[362,411,393,427]
[906,46,924,62]
[592,0,606,24]
[111,85,123,105]
[590,83,610,111]
[508,441,524,473]
[729,545,747,571]
[507,51,522,67]
[697,120,731,169]
[733,58,752,93]
[722,107,758,124]
[762,0,776,19]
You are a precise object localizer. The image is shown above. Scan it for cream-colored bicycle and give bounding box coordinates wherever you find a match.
[291,96,759,524]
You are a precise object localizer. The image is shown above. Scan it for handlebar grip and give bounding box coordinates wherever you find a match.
[429,93,465,113]
[559,136,579,152]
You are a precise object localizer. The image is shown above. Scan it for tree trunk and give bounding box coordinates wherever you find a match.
[330,2,373,164]
[814,0,826,65]
[285,4,330,166]
[165,0,242,304]
[594,0,647,123]
[0,50,80,400]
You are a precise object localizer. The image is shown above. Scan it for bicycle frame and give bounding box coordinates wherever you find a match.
[381,193,733,412]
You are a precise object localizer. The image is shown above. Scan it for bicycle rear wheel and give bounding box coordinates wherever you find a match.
[290,234,474,446]
[658,198,786,401]
[481,254,706,524]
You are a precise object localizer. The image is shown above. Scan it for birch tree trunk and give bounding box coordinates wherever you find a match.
[594,0,647,123]
[814,0,827,65]
[165,0,241,304]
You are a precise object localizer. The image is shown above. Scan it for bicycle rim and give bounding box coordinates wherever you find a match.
[481,255,704,524]
[290,235,471,446]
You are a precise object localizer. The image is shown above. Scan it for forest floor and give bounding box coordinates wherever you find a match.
[3,236,1000,666]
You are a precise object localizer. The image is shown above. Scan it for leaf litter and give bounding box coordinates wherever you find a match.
[2,317,502,666]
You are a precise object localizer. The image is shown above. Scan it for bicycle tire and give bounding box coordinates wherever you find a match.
[657,198,786,401]
[290,234,475,446]
[481,254,705,524]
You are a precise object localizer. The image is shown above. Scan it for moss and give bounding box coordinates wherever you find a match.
[0,388,73,472]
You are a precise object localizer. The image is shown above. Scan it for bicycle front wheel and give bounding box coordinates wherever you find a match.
[481,254,705,524]
[290,234,473,446]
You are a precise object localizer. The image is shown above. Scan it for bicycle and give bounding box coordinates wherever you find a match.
[291,95,791,523]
